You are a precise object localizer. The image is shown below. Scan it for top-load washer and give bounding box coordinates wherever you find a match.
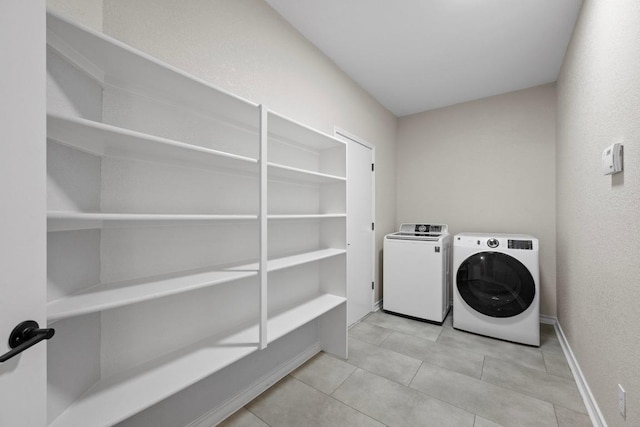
[453,233,539,346]
[383,223,451,324]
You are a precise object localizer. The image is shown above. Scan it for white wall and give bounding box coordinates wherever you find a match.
[557,1,640,425]
[47,0,102,31]
[397,84,557,316]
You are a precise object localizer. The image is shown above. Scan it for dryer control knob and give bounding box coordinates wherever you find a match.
[487,238,499,248]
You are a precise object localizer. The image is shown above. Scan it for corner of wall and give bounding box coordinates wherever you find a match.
[47,0,104,32]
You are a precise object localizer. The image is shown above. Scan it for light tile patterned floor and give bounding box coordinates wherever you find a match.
[220,311,593,427]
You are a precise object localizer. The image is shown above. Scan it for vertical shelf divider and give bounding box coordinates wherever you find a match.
[259,105,268,350]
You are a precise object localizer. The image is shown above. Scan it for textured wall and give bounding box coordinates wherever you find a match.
[47,0,103,31]
[102,0,397,302]
[557,1,640,425]
[397,84,557,316]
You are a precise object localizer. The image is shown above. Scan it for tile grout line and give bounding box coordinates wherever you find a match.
[327,363,357,396]
[478,370,588,415]
[244,405,273,427]
[405,356,563,423]
[332,362,478,425]
[552,404,561,427]
[286,376,384,426]
[399,362,485,422]
[317,372,389,426]
[234,313,583,427]
[407,360,424,387]
[540,351,576,382]
[354,313,583,423]
[340,357,419,389]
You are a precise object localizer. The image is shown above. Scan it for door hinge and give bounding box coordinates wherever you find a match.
[371,163,375,172]
[371,222,375,231]
[371,281,374,290]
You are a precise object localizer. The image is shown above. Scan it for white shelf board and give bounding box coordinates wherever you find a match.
[268,294,346,343]
[268,214,346,220]
[268,162,346,183]
[47,249,344,321]
[47,114,258,172]
[267,111,344,151]
[226,248,346,273]
[48,321,261,427]
[48,212,258,232]
[46,10,258,129]
[47,266,257,322]
[48,293,345,427]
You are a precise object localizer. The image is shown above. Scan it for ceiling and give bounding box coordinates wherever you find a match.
[265,0,583,117]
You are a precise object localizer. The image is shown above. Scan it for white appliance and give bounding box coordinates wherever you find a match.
[383,223,451,324]
[453,233,539,346]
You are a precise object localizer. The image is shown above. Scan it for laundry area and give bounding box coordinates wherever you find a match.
[1,1,638,427]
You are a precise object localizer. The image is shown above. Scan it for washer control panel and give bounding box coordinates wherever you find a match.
[508,239,533,250]
[398,223,448,234]
[455,233,538,251]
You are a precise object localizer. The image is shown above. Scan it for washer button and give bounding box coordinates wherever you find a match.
[487,238,499,248]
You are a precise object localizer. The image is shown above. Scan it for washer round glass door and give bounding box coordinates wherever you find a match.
[456,252,535,318]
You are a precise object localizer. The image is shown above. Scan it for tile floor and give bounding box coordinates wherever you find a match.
[220,311,593,427]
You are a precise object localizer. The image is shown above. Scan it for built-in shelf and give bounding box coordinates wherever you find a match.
[268,162,346,183]
[48,293,345,427]
[47,211,258,231]
[46,8,347,426]
[268,214,346,220]
[47,114,258,172]
[267,249,345,273]
[227,248,346,273]
[267,294,345,342]
[48,249,344,322]
[268,111,345,152]
[47,213,345,232]
[46,12,257,129]
[48,267,257,322]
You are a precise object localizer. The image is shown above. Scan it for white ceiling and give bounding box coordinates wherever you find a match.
[265,0,583,117]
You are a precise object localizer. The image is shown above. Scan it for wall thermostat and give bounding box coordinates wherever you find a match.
[602,143,623,175]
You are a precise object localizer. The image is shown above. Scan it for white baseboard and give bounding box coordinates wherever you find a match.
[543,316,607,427]
[539,314,556,325]
[186,343,321,427]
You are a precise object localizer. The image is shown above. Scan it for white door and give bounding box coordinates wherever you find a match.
[0,1,48,426]
[337,130,374,326]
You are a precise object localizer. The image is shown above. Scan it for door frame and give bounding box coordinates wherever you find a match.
[334,127,376,321]
[0,1,47,426]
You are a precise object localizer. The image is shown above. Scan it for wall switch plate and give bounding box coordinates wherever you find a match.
[618,384,626,418]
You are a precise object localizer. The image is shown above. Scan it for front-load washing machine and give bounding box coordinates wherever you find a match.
[453,233,539,346]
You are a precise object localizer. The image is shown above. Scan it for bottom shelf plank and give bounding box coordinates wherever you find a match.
[268,294,346,343]
[49,293,346,427]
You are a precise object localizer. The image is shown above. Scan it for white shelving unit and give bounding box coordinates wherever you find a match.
[48,294,344,427]
[47,114,258,170]
[47,211,258,232]
[268,162,346,183]
[46,9,346,427]
[47,266,258,322]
